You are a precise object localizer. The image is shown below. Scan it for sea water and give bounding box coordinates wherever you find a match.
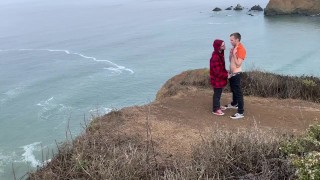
[0,0,319,179]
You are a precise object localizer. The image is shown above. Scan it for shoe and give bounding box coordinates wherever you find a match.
[225,103,238,109]
[230,113,244,119]
[213,109,225,116]
[220,106,227,111]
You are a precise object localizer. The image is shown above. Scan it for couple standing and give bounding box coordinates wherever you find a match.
[209,32,246,119]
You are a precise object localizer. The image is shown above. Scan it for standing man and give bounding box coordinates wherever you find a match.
[225,32,246,119]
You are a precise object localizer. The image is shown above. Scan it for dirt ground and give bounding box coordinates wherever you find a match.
[99,88,320,158]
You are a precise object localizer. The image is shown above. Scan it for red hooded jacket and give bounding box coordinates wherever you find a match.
[209,39,228,88]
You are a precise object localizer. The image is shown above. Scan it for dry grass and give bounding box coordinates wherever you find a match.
[28,110,163,180]
[242,71,320,102]
[29,120,296,179]
[187,127,295,179]
[157,69,320,103]
[156,68,210,100]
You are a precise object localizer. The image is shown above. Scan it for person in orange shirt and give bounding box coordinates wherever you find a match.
[224,32,246,119]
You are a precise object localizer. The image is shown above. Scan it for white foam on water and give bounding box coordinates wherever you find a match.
[37,97,56,120]
[0,153,11,174]
[37,97,72,121]
[0,48,134,74]
[89,106,112,117]
[21,142,41,168]
[104,67,122,75]
[42,158,51,166]
[36,97,54,107]
[58,103,71,112]
[0,85,26,105]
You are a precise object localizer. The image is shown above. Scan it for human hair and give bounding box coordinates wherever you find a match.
[230,32,241,41]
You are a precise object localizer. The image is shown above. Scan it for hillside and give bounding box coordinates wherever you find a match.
[29,69,320,179]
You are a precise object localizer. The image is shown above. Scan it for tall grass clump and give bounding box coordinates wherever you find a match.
[242,71,320,103]
[183,127,296,179]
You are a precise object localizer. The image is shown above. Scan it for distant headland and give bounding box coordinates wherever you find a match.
[264,0,320,16]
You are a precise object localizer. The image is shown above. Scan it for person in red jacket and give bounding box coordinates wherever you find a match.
[210,39,228,115]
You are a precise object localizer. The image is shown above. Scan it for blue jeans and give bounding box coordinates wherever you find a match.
[213,88,223,112]
[229,73,244,114]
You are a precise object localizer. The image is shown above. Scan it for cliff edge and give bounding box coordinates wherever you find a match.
[264,0,320,16]
[29,69,320,179]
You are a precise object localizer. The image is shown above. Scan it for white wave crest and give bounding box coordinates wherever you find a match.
[21,142,41,168]
[0,48,134,74]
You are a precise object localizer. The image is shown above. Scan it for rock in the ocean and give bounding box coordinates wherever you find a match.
[250,5,263,11]
[233,4,243,11]
[212,7,222,11]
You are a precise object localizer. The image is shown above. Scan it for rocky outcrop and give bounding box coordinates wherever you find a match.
[225,6,233,10]
[264,0,320,16]
[250,5,263,11]
[233,4,243,11]
[212,7,222,11]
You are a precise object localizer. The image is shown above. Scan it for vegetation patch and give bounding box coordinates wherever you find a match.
[157,69,320,103]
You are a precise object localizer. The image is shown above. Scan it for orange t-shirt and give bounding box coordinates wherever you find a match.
[236,43,246,60]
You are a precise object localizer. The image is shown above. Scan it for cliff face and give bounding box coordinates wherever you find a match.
[264,0,320,16]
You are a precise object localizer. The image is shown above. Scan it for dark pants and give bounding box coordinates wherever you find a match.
[230,73,244,114]
[213,88,223,112]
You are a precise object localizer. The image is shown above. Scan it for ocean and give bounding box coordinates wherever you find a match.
[0,0,319,179]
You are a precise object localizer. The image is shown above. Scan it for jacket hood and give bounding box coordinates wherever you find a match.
[213,39,224,52]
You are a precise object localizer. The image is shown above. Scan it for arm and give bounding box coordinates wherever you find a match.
[229,48,233,73]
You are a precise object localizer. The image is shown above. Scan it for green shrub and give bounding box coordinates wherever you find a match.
[302,79,317,87]
[280,124,320,180]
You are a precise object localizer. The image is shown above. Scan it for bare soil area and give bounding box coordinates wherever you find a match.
[98,88,320,158]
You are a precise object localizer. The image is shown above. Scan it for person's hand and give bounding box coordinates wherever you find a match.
[229,48,234,55]
[233,47,237,56]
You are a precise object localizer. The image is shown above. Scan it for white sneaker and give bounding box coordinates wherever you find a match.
[230,113,244,119]
[225,104,238,109]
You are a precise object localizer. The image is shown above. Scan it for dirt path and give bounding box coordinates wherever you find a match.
[99,89,320,158]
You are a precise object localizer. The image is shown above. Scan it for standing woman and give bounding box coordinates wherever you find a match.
[209,39,228,115]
